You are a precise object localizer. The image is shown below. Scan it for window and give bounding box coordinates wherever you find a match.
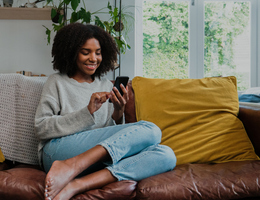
[141,0,258,91]
[143,1,189,79]
[204,1,250,91]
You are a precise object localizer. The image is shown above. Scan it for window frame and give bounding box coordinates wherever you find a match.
[135,0,260,89]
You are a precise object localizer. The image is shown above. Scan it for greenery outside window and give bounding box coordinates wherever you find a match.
[142,0,256,91]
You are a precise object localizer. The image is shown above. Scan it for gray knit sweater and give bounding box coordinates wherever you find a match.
[34,73,115,165]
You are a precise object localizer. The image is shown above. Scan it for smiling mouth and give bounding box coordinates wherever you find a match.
[85,64,97,70]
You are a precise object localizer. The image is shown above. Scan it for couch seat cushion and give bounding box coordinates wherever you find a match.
[71,180,137,200]
[132,76,259,165]
[0,164,137,200]
[0,165,45,200]
[136,160,260,200]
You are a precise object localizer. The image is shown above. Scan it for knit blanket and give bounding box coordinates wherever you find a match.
[0,74,47,165]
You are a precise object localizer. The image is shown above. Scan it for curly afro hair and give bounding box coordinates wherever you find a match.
[51,23,119,79]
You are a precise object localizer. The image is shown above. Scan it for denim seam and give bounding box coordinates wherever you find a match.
[106,167,120,181]
[116,148,150,170]
[42,149,52,161]
[43,138,61,157]
[98,142,117,165]
[107,151,149,181]
[107,145,162,181]
[98,125,140,164]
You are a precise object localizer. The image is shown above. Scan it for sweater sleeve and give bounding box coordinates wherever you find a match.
[35,95,95,141]
[34,74,97,141]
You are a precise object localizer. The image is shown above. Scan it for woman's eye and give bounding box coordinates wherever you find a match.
[81,51,89,55]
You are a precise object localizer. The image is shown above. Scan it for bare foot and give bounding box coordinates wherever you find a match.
[53,169,117,200]
[44,145,111,200]
[53,179,83,200]
[44,160,78,200]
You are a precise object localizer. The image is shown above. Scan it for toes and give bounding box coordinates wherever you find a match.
[44,193,49,199]
[44,184,55,200]
[44,190,51,198]
[45,190,55,200]
[44,182,51,199]
[45,178,53,187]
[45,179,55,193]
[45,191,54,200]
[44,192,52,200]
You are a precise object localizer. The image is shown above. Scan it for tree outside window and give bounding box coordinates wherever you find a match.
[143,1,250,91]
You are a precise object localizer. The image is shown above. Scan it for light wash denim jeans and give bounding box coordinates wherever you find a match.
[42,120,176,181]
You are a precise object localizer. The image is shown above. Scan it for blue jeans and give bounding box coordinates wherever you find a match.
[42,121,176,181]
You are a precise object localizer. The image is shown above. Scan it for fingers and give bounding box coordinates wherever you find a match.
[94,92,110,103]
[120,84,128,98]
[110,84,129,105]
[88,92,111,114]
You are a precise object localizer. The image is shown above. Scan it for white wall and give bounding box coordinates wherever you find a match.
[0,19,55,76]
[0,0,139,79]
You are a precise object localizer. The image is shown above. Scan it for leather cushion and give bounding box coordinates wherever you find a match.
[0,165,45,200]
[136,160,260,200]
[0,164,137,200]
[72,180,137,200]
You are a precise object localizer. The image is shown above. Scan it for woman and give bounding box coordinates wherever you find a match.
[35,23,176,200]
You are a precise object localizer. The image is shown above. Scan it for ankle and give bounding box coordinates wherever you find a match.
[62,158,83,177]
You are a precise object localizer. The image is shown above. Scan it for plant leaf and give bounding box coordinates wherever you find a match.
[58,14,64,24]
[70,11,79,23]
[80,9,91,23]
[95,16,105,29]
[53,23,64,32]
[51,8,57,19]
[113,7,118,17]
[107,1,112,11]
[64,0,70,5]
[71,0,79,11]
[43,26,51,44]
[114,37,127,54]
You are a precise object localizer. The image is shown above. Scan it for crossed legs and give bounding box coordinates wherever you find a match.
[42,121,175,200]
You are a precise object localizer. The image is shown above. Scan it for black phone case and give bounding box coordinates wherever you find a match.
[114,76,129,95]
[109,76,129,102]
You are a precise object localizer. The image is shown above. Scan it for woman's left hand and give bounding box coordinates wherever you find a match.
[110,84,129,124]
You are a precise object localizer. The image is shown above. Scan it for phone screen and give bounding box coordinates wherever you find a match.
[109,76,129,102]
[114,76,129,95]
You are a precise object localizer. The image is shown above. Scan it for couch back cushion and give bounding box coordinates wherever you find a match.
[0,148,4,162]
[0,74,47,165]
[132,76,259,165]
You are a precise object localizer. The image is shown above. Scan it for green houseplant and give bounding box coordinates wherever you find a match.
[43,0,134,54]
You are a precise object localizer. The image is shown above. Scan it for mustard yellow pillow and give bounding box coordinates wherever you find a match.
[132,76,259,165]
[0,147,5,163]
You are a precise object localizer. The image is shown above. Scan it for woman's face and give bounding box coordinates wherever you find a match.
[75,38,102,82]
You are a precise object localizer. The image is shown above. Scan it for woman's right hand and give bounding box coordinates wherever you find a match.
[87,92,111,115]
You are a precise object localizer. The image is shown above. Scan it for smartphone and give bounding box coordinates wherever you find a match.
[109,76,129,102]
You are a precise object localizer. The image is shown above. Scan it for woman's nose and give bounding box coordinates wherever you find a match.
[89,53,97,62]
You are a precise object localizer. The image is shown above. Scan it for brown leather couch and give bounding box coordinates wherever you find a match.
[0,82,260,200]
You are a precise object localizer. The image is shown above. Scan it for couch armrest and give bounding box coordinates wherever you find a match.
[238,106,260,157]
